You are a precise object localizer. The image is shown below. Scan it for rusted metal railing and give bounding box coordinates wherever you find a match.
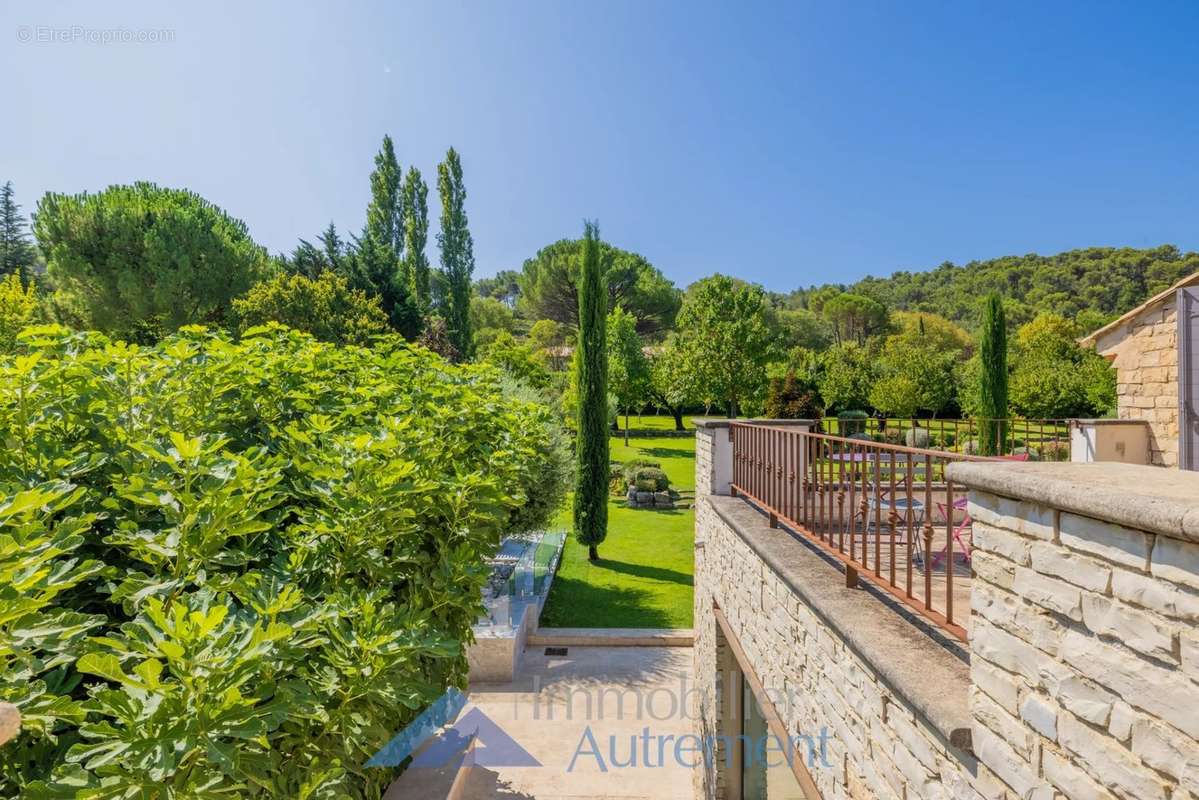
[730,423,998,641]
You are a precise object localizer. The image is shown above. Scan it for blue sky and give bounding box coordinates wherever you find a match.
[3,1,1197,292]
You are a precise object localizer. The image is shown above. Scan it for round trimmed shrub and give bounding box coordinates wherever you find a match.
[837,409,869,436]
[632,466,669,491]
[904,427,931,449]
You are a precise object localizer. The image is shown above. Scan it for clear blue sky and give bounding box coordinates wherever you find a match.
[3,1,1197,292]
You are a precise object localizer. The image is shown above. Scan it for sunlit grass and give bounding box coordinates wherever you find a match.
[540,429,698,629]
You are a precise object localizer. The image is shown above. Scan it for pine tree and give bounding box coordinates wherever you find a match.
[436,148,475,361]
[0,182,35,285]
[347,231,421,339]
[573,221,608,562]
[401,167,431,314]
[318,222,345,273]
[978,293,1009,456]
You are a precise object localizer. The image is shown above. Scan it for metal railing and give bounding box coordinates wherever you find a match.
[819,417,1072,460]
[730,423,998,641]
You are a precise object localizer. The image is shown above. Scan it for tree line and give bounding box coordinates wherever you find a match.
[4,163,1191,425]
[0,136,477,360]
[467,245,1199,429]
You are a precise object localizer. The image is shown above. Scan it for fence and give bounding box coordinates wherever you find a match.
[730,423,998,641]
[818,417,1071,460]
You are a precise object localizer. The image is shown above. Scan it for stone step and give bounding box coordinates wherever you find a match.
[527,628,694,647]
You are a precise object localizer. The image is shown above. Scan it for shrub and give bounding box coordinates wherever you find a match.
[0,274,37,352]
[836,409,869,436]
[764,369,822,420]
[231,271,390,345]
[631,466,669,492]
[621,458,662,486]
[904,427,931,449]
[0,325,564,797]
[1042,439,1070,462]
[609,464,627,495]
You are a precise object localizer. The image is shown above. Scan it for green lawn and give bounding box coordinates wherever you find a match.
[615,413,718,433]
[609,434,697,490]
[540,427,698,629]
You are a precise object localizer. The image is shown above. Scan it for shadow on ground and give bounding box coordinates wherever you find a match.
[590,558,693,586]
[635,445,695,460]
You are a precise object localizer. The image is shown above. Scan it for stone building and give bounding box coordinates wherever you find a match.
[1080,271,1199,469]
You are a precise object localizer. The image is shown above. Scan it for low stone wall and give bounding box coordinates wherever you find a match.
[951,461,1199,800]
[694,495,984,800]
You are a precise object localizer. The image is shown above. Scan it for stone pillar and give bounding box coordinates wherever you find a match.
[949,460,1199,800]
[693,418,814,500]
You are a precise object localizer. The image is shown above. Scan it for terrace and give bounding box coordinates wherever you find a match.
[728,421,992,640]
[694,418,1199,800]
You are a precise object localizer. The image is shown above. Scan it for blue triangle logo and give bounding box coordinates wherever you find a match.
[411,707,541,769]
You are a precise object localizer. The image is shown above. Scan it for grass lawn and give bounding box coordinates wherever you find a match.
[540,422,700,629]
[616,413,717,433]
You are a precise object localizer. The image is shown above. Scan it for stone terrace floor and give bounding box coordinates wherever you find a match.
[385,646,697,800]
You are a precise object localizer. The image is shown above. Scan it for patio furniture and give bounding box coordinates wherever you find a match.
[931,496,971,568]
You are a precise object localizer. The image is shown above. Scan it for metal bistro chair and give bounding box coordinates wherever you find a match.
[862,451,929,562]
[930,451,1030,568]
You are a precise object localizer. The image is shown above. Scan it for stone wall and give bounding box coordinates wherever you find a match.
[1092,295,1179,466]
[693,422,984,800]
[952,461,1199,800]
[695,427,1199,800]
[695,497,988,800]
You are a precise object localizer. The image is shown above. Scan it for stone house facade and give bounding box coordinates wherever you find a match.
[692,419,1199,799]
[1080,271,1199,468]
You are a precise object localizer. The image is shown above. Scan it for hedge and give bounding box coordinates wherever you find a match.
[0,323,565,798]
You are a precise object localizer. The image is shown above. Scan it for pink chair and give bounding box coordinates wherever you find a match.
[932,496,972,568]
[931,452,1029,568]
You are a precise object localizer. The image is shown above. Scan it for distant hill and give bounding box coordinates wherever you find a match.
[792,245,1199,331]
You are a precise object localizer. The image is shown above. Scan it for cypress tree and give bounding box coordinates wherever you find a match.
[401,167,431,315]
[978,292,1009,456]
[0,182,35,285]
[436,148,475,360]
[573,221,609,562]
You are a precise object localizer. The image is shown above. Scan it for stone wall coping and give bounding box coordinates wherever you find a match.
[692,418,816,430]
[707,495,974,752]
[947,461,1199,543]
[1068,418,1152,427]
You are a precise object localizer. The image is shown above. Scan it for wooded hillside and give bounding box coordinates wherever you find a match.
[790,245,1199,331]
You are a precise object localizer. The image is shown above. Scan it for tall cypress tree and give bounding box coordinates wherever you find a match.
[978,292,1009,456]
[573,221,608,562]
[401,166,431,315]
[436,147,475,360]
[0,182,35,285]
[366,135,404,260]
[356,137,420,338]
